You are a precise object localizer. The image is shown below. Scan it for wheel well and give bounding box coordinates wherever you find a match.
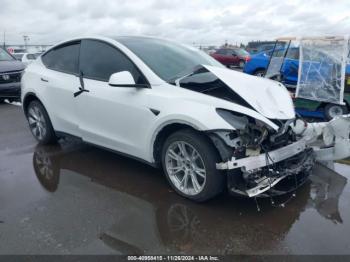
[317,101,350,111]
[152,123,221,167]
[253,67,266,74]
[23,93,40,114]
[316,102,327,111]
[153,123,194,166]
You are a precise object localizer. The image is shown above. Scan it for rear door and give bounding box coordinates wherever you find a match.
[230,50,241,66]
[212,49,227,65]
[40,41,81,136]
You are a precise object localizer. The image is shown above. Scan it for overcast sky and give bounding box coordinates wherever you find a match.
[1,0,349,46]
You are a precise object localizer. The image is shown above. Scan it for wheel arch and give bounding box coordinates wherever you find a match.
[22,92,42,114]
[317,100,350,111]
[253,67,267,75]
[151,121,221,167]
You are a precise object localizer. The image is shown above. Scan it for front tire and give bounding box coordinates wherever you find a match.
[26,100,57,144]
[253,69,265,77]
[161,129,225,202]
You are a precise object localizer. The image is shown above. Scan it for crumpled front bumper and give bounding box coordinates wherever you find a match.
[216,140,313,197]
[216,115,350,197]
[216,139,307,171]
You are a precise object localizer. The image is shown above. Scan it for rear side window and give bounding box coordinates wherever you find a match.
[79,39,146,84]
[42,41,80,74]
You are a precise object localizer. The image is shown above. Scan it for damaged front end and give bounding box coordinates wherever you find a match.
[209,110,350,198]
[175,64,349,198]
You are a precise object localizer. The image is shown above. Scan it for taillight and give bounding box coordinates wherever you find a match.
[245,56,251,62]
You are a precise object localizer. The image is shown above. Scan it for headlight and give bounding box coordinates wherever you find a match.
[216,109,249,130]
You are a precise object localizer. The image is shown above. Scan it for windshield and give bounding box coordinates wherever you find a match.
[0,48,15,61]
[116,37,224,82]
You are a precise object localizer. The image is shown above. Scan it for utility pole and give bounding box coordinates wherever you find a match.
[23,35,29,51]
[3,31,5,48]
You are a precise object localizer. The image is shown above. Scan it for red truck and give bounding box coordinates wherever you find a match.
[211,48,250,68]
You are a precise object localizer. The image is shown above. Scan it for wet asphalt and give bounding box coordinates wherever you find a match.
[0,102,350,255]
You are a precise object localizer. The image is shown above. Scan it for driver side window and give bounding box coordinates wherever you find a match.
[79,39,147,84]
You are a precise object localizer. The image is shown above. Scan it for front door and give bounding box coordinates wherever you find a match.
[75,39,154,159]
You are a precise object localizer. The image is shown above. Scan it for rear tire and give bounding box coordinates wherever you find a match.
[161,129,225,202]
[324,103,348,120]
[253,69,265,77]
[26,100,57,144]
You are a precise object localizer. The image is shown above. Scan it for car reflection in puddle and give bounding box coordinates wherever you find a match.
[32,140,348,254]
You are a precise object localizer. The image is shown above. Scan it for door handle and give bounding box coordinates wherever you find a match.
[74,87,90,97]
[74,71,90,97]
[41,77,48,82]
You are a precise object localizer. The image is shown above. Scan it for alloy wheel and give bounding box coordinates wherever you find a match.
[27,105,47,140]
[165,141,206,196]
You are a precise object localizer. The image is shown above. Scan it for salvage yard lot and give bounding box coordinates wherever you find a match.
[1,102,350,255]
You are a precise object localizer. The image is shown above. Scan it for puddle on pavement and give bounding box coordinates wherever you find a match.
[1,139,349,254]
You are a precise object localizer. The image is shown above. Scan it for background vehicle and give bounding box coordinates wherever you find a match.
[245,41,287,54]
[211,48,250,68]
[21,36,350,202]
[243,50,271,76]
[12,52,37,66]
[0,48,25,102]
[243,47,350,120]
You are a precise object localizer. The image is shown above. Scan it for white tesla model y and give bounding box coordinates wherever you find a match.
[21,36,350,201]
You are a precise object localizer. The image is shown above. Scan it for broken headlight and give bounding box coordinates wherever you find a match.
[216,108,249,130]
[216,108,269,149]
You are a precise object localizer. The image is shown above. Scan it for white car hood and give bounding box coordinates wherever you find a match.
[204,65,295,119]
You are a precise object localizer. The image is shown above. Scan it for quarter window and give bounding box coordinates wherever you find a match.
[42,41,80,74]
[79,39,146,84]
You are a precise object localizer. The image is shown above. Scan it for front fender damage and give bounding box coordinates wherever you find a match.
[210,115,350,198]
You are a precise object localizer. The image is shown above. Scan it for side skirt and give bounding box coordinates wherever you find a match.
[54,131,158,168]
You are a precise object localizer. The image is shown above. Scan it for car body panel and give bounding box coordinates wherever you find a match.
[76,77,157,160]
[0,49,25,99]
[204,65,295,119]
[243,51,270,75]
[22,59,80,136]
[0,60,25,73]
[21,37,286,163]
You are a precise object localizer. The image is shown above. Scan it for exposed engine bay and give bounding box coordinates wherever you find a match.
[209,111,350,198]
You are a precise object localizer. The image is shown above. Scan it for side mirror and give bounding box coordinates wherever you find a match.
[108,71,136,87]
